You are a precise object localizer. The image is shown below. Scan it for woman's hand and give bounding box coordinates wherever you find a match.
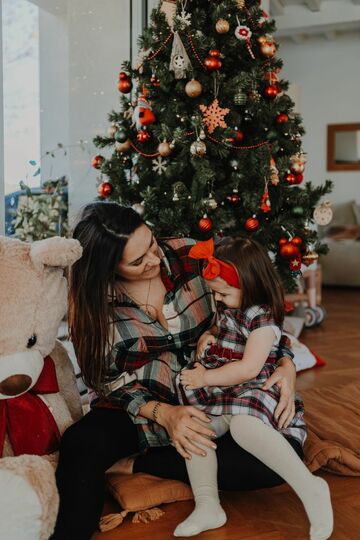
[196,331,217,359]
[180,363,208,389]
[156,403,217,460]
[262,357,296,429]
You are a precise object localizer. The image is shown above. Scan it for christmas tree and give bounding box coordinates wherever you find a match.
[93,0,332,290]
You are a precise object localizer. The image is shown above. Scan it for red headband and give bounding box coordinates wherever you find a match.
[189,239,241,289]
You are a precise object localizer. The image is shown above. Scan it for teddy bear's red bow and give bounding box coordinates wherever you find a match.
[0,356,61,457]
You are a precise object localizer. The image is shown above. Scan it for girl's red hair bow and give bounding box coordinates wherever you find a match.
[189,238,240,289]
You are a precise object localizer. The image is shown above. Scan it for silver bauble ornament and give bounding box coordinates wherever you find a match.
[190,138,206,157]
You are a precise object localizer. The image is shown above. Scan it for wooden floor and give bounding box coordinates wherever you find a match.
[94,287,360,540]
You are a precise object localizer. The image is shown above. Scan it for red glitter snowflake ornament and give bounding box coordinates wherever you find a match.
[199,99,230,134]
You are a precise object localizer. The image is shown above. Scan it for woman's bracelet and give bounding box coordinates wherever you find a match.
[152,401,161,423]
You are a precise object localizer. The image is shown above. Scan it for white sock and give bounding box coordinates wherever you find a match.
[229,415,333,540]
[173,446,226,537]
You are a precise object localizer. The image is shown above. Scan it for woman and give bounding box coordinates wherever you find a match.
[52,202,300,540]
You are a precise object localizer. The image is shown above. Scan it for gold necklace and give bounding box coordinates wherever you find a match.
[119,279,155,317]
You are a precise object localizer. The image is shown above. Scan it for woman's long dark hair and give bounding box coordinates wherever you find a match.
[68,202,144,394]
[215,236,285,325]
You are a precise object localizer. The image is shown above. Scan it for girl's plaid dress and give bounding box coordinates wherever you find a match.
[176,304,307,447]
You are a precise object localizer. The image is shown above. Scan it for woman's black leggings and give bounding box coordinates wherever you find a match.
[51,407,303,540]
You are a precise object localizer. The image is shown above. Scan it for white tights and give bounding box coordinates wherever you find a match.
[174,415,333,539]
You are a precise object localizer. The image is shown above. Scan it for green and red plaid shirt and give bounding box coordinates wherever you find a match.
[91,237,294,452]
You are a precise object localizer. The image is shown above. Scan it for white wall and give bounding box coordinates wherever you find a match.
[280,36,360,205]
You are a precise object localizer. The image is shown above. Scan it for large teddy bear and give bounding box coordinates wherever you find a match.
[0,235,83,540]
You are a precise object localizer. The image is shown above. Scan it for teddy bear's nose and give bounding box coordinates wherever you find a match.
[0,374,32,396]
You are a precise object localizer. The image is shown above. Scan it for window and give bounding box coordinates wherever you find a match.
[2,0,40,196]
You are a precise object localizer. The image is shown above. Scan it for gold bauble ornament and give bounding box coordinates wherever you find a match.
[158,141,172,157]
[185,79,203,98]
[236,0,246,8]
[302,250,319,267]
[216,19,230,34]
[115,139,131,153]
[190,138,207,157]
[258,36,277,58]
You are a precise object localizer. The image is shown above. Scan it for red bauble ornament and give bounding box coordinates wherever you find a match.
[198,215,213,232]
[98,182,113,198]
[294,173,304,184]
[137,130,151,143]
[118,71,128,81]
[280,243,300,259]
[291,236,303,246]
[279,237,288,246]
[227,130,244,144]
[227,190,240,205]
[289,256,302,271]
[205,56,222,70]
[245,216,259,232]
[263,85,279,100]
[92,155,104,169]
[276,113,289,123]
[118,79,133,94]
[285,173,296,185]
[209,49,221,58]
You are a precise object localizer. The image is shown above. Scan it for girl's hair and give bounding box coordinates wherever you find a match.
[215,236,285,325]
[68,202,144,394]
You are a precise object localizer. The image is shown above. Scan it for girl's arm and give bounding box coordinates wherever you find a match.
[181,327,276,389]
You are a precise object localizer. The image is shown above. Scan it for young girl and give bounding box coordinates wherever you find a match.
[174,236,333,540]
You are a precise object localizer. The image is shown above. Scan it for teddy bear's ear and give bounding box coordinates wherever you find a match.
[30,237,82,271]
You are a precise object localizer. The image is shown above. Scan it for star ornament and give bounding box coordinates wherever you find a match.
[199,99,230,134]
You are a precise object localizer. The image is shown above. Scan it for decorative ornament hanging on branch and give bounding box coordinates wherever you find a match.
[158,141,172,157]
[200,99,230,134]
[185,79,203,98]
[234,23,255,59]
[118,72,132,94]
[190,138,207,157]
[133,94,156,130]
[169,31,192,79]
[198,215,213,233]
[98,181,113,198]
[92,155,104,169]
[258,35,277,59]
[115,139,131,153]
[245,215,259,232]
[216,19,230,34]
[152,156,167,175]
[260,190,271,213]
[204,49,222,71]
[313,201,333,226]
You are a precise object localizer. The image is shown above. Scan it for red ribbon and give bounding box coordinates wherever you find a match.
[0,356,61,457]
[189,238,241,289]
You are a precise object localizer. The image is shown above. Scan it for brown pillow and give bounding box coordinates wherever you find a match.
[107,472,193,512]
[327,224,360,240]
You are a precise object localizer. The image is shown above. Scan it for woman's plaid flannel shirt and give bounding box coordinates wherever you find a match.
[91,237,294,452]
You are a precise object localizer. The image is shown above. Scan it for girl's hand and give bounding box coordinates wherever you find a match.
[156,403,217,460]
[180,363,208,389]
[196,331,217,359]
[262,359,296,429]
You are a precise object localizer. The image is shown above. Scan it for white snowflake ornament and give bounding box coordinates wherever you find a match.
[152,156,167,175]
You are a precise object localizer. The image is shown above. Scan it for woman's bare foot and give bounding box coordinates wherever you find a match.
[106,454,137,475]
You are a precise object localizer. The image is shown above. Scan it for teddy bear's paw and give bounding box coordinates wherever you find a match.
[0,468,43,540]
